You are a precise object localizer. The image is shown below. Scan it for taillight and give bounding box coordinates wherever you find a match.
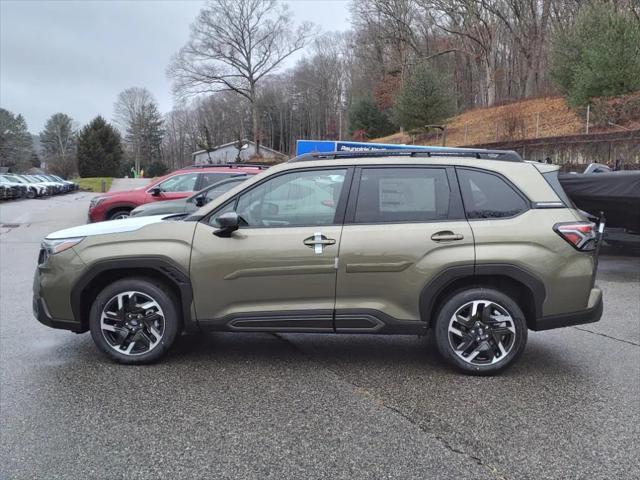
[553,222,597,251]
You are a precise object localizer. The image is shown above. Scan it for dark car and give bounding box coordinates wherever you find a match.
[130,175,251,217]
[0,176,27,199]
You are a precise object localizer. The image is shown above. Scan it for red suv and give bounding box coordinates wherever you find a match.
[88,165,265,222]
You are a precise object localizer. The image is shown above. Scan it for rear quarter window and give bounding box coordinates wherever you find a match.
[457,169,528,219]
[542,171,575,207]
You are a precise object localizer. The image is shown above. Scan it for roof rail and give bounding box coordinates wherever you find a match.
[289,148,523,163]
[179,163,269,170]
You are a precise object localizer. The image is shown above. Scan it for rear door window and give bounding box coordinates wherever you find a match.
[457,169,528,219]
[353,168,451,223]
[200,172,237,189]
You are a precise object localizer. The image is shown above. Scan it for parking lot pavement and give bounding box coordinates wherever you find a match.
[1,194,638,479]
[108,177,149,192]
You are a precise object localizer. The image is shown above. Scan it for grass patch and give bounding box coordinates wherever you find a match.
[72,177,114,192]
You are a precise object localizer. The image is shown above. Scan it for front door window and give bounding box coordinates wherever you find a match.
[156,173,199,193]
[234,169,347,227]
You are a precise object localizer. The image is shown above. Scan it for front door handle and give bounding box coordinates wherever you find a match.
[431,231,464,242]
[303,232,336,254]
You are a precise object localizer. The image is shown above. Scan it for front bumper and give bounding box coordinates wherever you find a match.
[32,250,87,333]
[33,294,83,332]
[531,287,603,331]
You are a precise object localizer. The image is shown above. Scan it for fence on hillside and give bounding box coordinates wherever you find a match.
[468,130,640,170]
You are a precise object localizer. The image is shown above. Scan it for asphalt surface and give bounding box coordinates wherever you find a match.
[108,178,149,192]
[1,193,638,480]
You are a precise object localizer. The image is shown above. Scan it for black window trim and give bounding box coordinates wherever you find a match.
[201,165,355,229]
[454,166,532,221]
[343,165,466,225]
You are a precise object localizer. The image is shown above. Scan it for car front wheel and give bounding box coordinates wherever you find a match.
[434,288,527,375]
[108,209,131,220]
[89,278,180,364]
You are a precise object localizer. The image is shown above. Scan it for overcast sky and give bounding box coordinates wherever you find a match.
[0,0,351,133]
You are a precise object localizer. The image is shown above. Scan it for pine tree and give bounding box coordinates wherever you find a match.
[76,116,123,177]
[0,108,35,171]
[393,65,455,131]
[550,4,640,107]
[348,99,396,138]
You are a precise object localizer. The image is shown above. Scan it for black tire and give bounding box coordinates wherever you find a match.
[26,189,36,199]
[433,287,527,375]
[108,208,131,220]
[89,277,180,364]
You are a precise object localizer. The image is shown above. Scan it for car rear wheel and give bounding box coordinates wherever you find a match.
[108,209,131,220]
[434,288,527,375]
[89,278,180,364]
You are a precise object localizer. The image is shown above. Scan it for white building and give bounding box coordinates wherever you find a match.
[192,141,287,165]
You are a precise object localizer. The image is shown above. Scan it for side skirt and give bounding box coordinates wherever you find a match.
[198,309,427,335]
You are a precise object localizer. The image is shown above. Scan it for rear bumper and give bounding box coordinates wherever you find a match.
[531,287,603,331]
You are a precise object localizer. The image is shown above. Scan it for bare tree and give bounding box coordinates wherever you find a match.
[114,87,164,173]
[39,113,77,177]
[168,0,314,155]
[478,0,552,98]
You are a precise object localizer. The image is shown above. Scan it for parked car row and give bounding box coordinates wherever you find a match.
[0,174,78,200]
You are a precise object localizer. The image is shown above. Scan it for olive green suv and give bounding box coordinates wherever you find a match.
[33,149,604,374]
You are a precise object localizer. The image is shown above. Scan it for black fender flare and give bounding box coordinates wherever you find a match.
[70,256,196,332]
[419,263,546,326]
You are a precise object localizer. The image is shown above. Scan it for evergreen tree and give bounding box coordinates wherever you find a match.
[77,116,124,177]
[0,108,34,171]
[550,4,640,107]
[348,99,396,139]
[393,65,455,130]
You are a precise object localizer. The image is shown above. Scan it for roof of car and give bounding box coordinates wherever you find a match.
[290,148,522,163]
[178,164,268,171]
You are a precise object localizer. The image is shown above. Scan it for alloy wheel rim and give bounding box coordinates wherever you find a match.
[448,300,516,366]
[113,213,130,219]
[100,291,165,356]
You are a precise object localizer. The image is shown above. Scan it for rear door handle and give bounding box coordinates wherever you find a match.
[431,231,464,242]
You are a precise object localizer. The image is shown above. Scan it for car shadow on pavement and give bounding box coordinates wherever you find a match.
[161,330,581,378]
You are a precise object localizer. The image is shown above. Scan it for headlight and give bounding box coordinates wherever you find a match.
[42,237,85,255]
[89,197,106,209]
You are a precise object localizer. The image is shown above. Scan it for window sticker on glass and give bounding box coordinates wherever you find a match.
[379,178,436,212]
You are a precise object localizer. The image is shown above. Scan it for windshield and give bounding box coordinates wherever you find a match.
[4,175,23,183]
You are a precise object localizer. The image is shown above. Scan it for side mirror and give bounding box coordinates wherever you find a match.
[195,196,205,207]
[150,187,162,197]
[214,212,240,238]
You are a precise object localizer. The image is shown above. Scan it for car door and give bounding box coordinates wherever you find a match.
[147,172,200,202]
[334,165,475,332]
[190,167,352,331]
